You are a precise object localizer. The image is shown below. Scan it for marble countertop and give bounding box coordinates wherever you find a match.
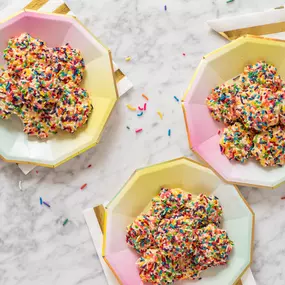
[2,0,285,284]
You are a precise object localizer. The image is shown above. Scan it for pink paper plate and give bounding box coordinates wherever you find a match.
[0,10,118,168]
[102,157,254,285]
[183,35,285,189]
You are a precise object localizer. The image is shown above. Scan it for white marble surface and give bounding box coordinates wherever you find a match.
[1,0,285,284]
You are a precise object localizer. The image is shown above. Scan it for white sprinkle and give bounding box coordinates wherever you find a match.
[18,181,22,190]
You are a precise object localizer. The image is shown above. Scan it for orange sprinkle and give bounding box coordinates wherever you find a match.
[142,94,149,101]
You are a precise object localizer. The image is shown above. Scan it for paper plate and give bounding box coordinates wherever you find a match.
[182,35,285,189]
[102,157,254,285]
[0,10,118,167]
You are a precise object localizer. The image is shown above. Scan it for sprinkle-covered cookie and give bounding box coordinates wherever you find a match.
[126,188,233,285]
[236,85,281,131]
[240,61,281,91]
[252,125,285,167]
[0,33,92,138]
[219,122,254,163]
[206,84,239,125]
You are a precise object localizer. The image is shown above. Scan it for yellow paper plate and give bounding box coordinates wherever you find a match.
[183,35,285,189]
[102,157,254,285]
[0,10,118,168]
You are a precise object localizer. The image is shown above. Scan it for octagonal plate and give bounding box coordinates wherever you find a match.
[102,157,254,285]
[183,35,285,189]
[0,10,118,167]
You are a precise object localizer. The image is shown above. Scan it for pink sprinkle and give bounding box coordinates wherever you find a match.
[144,103,147,111]
[218,130,221,135]
[81,183,87,190]
[183,53,186,56]
[138,106,144,111]
[136,128,143,133]
[36,171,38,174]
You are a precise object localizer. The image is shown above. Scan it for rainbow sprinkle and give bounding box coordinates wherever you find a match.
[127,104,137,111]
[43,201,50,208]
[142,94,149,101]
[80,183,87,190]
[157,111,163,119]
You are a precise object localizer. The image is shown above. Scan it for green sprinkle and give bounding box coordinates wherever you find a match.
[226,0,234,2]
[63,218,69,226]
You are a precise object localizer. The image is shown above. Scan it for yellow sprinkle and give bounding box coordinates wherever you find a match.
[125,56,131,62]
[157,111,163,119]
[126,104,136,111]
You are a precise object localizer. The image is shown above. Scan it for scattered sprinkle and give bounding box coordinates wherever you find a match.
[137,112,144,117]
[138,106,144,111]
[183,53,186,56]
[63,218,69,226]
[136,128,143,133]
[233,75,240,81]
[88,164,92,168]
[40,197,43,205]
[125,56,131,61]
[174,96,180,102]
[144,103,147,111]
[142,94,149,101]
[157,111,163,119]
[164,5,167,11]
[43,201,50,208]
[226,0,234,3]
[168,129,171,136]
[127,126,130,130]
[127,104,137,111]
[18,181,22,190]
[281,196,285,200]
[36,171,39,174]
[218,130,221,135]
[81,183,87,190]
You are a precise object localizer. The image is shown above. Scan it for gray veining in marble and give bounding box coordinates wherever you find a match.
[1,0,285,284]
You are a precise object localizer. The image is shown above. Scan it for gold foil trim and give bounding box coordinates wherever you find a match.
[94,205,106,233]
[24,0,48,10]
[53,3,70,14]
[114,69,125,83]
[222,21,285,41]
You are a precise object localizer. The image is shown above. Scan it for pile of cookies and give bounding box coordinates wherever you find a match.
[126,188,233,285]
[206,61,285,167]
[0,33,92,139]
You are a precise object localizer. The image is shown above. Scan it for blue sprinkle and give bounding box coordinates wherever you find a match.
[164,5,167,10]
[174,96,179,102]
[40,197,43,205]
[168,129,171,136]
[137,112,143,117]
